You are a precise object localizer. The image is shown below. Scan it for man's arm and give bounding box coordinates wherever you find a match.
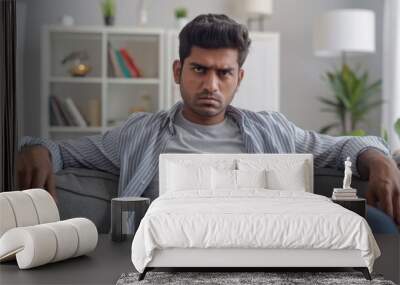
[279,113,399,224]
[357,149,400,225]
[17,124,124,199]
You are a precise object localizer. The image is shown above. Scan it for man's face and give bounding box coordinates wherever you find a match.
[173,46,244,124]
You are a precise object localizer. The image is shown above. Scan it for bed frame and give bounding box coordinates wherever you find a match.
[139,248,371,280]
[138,154,372,281]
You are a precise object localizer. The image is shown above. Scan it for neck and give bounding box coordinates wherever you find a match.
[181,106,225,125]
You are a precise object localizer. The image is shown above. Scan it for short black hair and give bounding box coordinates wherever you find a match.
[178,14,251,67]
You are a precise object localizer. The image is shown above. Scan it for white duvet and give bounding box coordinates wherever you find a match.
[131,190,380,273]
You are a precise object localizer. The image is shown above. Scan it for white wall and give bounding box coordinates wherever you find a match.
[17,0,384,136]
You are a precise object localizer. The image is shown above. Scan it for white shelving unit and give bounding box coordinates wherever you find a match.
[41,25,164,139]
[42,26,280,140]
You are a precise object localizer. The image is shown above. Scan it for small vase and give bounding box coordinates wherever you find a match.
[176,17,189,29]
[104,15,114,26]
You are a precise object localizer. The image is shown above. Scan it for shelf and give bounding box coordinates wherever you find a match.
[49,127,102,133]
[107,78,159,84]
[50,77,102,84]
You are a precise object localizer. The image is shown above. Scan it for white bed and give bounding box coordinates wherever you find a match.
[131,154,380,280]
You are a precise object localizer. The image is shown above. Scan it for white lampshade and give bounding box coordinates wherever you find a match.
[244,0,273,16]
[313,9,375,57]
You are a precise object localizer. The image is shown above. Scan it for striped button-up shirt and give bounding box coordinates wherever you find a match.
[20,102,389,197]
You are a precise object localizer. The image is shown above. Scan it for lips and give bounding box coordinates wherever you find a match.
[197,97,220,102]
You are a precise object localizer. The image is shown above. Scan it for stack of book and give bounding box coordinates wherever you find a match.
[49,95,88,127]
[108,43,142,78]
[332,188,358,200]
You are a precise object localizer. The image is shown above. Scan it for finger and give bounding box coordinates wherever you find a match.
[45,174,58,204]
[378,188,394,219]
[30,168,47,188]
[17,170,32,190]
[393,191,400,225]
[366,189,378,207]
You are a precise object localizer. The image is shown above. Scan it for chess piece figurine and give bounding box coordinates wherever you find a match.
[342,157,352,189]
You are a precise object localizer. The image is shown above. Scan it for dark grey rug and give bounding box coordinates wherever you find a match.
[116,271,396,285]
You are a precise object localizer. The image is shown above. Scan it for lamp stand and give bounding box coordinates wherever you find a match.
[247,15,266,31]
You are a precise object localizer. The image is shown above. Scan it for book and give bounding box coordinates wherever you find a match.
[114,49,132,78]
[120,48,142,77]
[333,189,357,193]
[52,96,76,126]
[87,97,101,127]
[332,195,359,200]
[108,44,123,78]
[49,96,66,126]
[65,97,88,127]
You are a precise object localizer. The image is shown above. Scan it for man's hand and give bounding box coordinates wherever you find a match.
[16,146,58,203]
[357,149,400,225]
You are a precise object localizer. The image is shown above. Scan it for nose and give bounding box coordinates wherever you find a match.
[203,71,219,94]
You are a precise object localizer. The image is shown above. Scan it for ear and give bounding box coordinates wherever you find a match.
[173,60,182,84]
[237,68,244,87]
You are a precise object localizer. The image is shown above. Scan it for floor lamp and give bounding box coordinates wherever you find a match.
[313,9,379,135]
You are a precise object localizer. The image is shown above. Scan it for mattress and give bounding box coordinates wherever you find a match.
[131,190,380,273]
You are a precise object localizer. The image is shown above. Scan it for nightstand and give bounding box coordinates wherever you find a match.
[331,198,366,218]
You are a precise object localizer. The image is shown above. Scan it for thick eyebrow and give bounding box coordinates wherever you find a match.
[189,63,235,73]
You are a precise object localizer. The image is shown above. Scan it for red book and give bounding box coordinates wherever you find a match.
[119,48,142,77]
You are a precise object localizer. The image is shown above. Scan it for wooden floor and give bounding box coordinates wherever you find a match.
[0,234,398,284]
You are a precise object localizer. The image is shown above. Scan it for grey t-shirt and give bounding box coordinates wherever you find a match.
[141,110,245,200]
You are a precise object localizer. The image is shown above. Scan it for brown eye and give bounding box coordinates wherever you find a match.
[219,70,232,77]
[193,66,205,73]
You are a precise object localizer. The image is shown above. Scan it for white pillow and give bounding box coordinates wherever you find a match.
[237,158,309,192]
[211,169,268,190]
[266,168,306,191]
[167,162,212,192]
[236,169,268,188]
[212,168,236,190]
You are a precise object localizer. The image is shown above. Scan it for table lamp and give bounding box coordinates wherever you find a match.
[312,9,381,136]
[244,0,273,31]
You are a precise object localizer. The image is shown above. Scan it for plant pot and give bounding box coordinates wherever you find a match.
[104,15,114,26]
[176,17,189,29]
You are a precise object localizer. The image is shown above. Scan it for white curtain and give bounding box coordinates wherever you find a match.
[382,0,400,151]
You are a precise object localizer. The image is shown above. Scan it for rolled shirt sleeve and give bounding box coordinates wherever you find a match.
[283,114,390,177]
[18,125,123,175]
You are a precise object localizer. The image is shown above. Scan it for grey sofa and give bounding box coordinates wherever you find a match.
[55,167,370,234]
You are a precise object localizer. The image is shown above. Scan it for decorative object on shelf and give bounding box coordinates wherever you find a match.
[243,0,273,31]
[61,50,92,77]
[137,0,148,26]
[87,97,101,127]
[129,94,152,113]
[313,9,382,136]
[174,7,188,29]
[332,157,358,200]
[60,15,75,26]
[101,0,115,26]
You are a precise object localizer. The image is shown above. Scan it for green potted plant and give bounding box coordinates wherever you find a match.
[101,0,115,26]
[175,7,188,29]
[318,64,382,136]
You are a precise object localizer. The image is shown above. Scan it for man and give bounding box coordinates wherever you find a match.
[18,14,400,230]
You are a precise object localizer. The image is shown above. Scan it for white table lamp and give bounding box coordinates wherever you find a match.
[243,0,273,31]
[313,9,375,60]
